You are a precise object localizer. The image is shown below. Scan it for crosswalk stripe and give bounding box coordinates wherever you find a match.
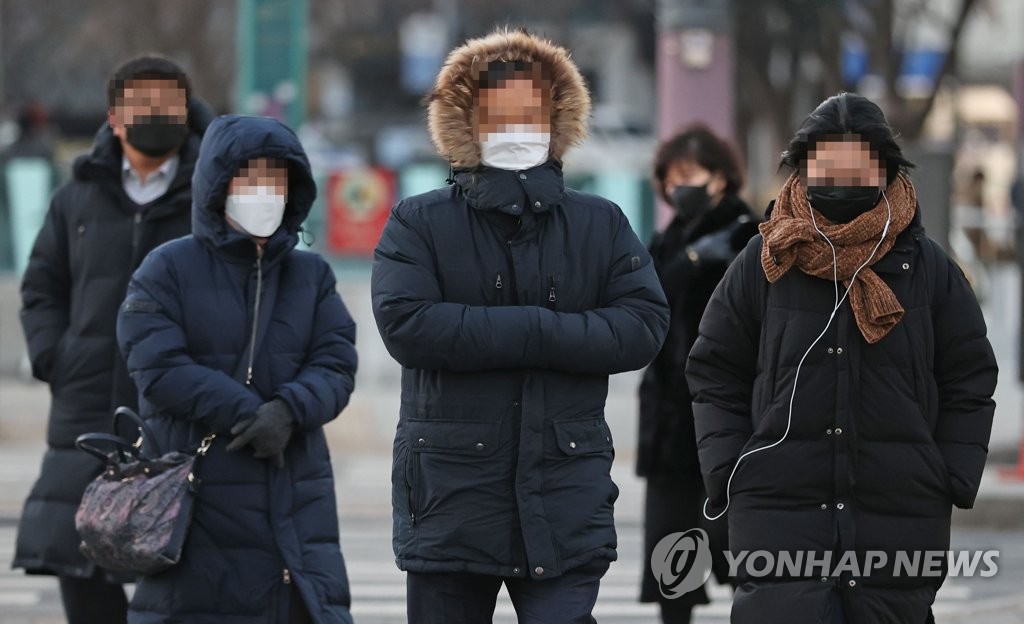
[0,591,41,606]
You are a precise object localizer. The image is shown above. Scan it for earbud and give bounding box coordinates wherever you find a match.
[703,190,893,521]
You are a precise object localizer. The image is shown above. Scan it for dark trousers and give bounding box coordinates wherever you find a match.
[406,560,609,624]
[58,573,128,624]
[288,585,314,624]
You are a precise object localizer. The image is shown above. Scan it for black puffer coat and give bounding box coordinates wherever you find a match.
[14,103,209,579]
[372,160,669,580]
[637,194,758,479]
[686,208,997,623]
[636,194,757,607]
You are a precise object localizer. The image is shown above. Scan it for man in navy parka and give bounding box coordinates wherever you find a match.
[116,115,357,624]
[372,29,669,621]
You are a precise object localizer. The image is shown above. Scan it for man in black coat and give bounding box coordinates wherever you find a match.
[14,55,210,624]
[686,93,998,623]
[371,28,669,623]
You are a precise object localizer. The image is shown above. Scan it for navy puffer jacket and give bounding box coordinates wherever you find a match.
[372,161,669,580]
[116,115,357,624]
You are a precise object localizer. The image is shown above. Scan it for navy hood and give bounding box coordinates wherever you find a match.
[191,114,316,263]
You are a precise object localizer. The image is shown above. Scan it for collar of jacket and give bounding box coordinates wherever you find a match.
[72,122,203,220]
[72,97,213,191]
[453,160,566,216]
[667,193,752,243]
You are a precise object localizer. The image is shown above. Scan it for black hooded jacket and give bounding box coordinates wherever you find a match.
[14,100,211,579]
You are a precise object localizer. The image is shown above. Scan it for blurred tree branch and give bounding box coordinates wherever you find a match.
[734,0,979,179]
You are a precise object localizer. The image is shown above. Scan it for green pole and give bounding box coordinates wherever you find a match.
[235,0,308,130]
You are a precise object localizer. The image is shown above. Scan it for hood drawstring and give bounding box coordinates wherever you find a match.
[245,245,264,386]
[446,161,455,185]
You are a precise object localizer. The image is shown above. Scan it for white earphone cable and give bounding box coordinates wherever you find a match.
[703,191,892,521]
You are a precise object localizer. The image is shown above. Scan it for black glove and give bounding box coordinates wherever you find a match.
[685,228,736,266]
[226,399,295,468]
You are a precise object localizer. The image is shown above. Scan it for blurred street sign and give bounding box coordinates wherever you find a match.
[325,167,396,257]
[842,45,945,97]
[400,12,449,94]
[236,0,309,129]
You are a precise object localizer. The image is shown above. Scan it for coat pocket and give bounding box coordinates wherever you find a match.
[405,418,503,523]
[548,417,614,458]
[406,419,502,456]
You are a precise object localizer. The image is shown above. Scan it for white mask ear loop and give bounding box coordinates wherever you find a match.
[703,189,893,522]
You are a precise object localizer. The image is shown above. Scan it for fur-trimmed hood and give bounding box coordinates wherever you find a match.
[427,28,591,169]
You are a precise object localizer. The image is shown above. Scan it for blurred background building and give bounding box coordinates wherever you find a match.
[0,0,1023,463]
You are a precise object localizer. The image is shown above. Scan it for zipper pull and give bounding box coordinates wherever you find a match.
[495,273,503,289]
[282,568,292,584]
[548,277,557,303]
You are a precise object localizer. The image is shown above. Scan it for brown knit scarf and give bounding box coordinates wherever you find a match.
[759,173,917,344]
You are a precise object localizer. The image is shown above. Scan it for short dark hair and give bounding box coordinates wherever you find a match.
[653,123,744,202]
[107,54,191,109]
[780,92,915,184]
[475,59,550,90]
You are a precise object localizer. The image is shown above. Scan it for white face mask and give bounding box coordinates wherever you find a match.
[224,186,286,238]
[479,124,551,171]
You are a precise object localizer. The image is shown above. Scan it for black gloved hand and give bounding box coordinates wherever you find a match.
[685,228,736,266]
[226,399,295,468]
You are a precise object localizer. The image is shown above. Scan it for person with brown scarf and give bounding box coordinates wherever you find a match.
[685,93,997,624]
[760,172,916,344]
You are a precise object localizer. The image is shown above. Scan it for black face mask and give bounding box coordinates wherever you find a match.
[669,184,711,222]
[125,115,188,157]
[806,185,882,223]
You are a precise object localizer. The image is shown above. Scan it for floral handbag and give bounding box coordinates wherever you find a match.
[73,406,214,576]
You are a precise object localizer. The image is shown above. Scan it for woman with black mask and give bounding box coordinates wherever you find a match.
[637,123,757,624]
[686,93,997,623]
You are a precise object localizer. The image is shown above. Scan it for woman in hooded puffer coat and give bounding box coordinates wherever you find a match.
[117,115,357,624]
[686,93,997,623]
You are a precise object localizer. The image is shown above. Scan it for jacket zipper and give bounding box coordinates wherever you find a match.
[495,273,503,289]
[130,212,143,260]
[282,567,291,584]
[503,215,523,303]
[245,246,264,386]
[548,275,557,304]
[407,451,420,525]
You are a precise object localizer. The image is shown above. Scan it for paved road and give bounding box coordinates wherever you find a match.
[0,447,1022,623]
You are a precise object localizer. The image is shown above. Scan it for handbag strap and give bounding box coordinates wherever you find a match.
[76,432,142,464]
[113,405,163,457]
